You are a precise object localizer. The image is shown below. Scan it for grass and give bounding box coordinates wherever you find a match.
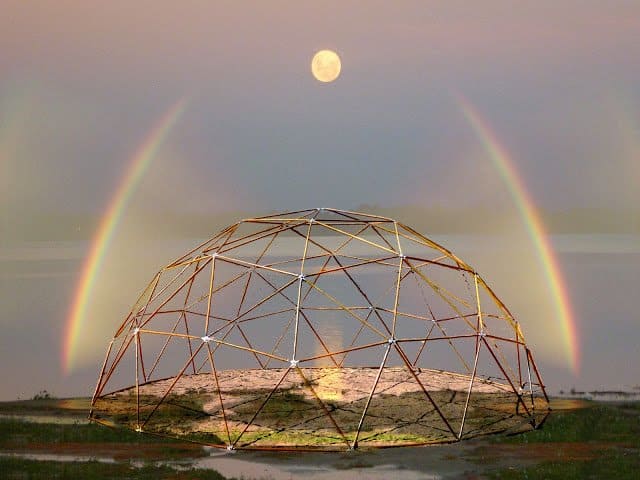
[0,398,90,416]
[0,457,230,480]
[0,418,208,461]
[101,392,208,422]
[488,453,640,480]
[491,401,640,446]
[230,391,317,421]
[232,428,347,448]
[483,401,640,480]
[0,417,188,445]
[5,396,639,479]
[0,414,230,479]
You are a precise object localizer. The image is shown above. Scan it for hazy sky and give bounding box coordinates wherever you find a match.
[1,2,639,399]
[2,1,639,215]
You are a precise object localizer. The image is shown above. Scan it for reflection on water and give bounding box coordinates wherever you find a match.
[0,447,453,480]
[195,450,448,480]
[0,452,116,464]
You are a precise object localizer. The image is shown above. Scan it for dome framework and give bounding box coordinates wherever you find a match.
[90,208,549,450]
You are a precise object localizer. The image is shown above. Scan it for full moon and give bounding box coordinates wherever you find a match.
[311,50,341,83]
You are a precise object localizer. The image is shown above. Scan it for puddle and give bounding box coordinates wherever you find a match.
[2,449,447,479]
[189,444,479,480]
[0,452,115,464]
[195,454,443,480]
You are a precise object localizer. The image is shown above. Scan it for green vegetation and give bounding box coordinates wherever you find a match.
[95,392,209,431]
[0,457,230,480]
[488,454,640,480]
[232,428,346,448]
[1,417,179,445]
[356,430,436,444]
[484,402,640,480]
[0,418,208,461]
[2,398,640,478]
[0,398,90,416]
[0,410,229,479]
[232,391,316,421]
[31,390,56,401]
[492,402,640,446]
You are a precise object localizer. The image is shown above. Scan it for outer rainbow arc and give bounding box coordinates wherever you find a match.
[457,96,580,373]
[63,98,188,374]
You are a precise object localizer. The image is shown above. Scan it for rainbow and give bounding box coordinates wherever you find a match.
[457,96,580,373]
[63,99,187,374]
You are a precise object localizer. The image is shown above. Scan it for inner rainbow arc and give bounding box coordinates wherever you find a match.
[62,98,187,374]
[457,96,580,373]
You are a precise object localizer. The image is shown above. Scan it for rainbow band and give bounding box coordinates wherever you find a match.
[63,99,187,374]
[457,96,580,373]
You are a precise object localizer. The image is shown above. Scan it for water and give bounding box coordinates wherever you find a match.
[0,447,454,479]
[1,234,638,401]
[0,452,116,464]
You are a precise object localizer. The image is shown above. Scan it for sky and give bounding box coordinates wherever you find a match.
[1,2,639,399]
[2,1,639,214]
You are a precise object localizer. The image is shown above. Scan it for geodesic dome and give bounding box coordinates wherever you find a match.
[91,208,549,450]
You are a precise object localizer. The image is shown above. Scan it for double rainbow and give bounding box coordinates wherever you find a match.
[62,95,579,374]
[458,96,580,373]
[63,99,187,374]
